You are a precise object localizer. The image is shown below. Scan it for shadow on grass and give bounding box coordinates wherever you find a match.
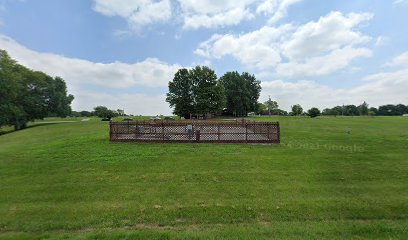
[0,122,70,136]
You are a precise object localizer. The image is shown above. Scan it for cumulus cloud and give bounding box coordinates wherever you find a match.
[257,0,302,25]
[196,11,374,78]
[179,0,256,29]
[393,0,408,4]
[281,12,373,60]
[195,24,293,68]
[0,34,182,115]
[91,0,303,31]
[276,47,372,78]
[180,0,302,29]
[93,0,172,30]
[374,36,388,47]
[0,35,181,88]
[72,91,171,115]
[182,8,254,29]
[383,51,408,67]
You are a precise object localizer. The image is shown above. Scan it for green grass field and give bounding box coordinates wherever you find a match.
[0,116,407,239]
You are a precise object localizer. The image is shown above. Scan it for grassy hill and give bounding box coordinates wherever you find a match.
[0,116,407,239]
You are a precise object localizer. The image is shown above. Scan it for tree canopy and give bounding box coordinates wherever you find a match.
[0,50,74,130]
[307,107,321,118]
[166,66,225,118]
[291,104,303,115]
[264,97,278,115]
[358,101,369,116]
[219,71,261,116]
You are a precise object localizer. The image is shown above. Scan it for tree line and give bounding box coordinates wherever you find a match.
[71,106,126,118]
[0,50,74,130]
[322,102,408,116]
[271,102,408,118]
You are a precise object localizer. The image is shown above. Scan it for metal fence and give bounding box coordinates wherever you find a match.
[110,119,280,144]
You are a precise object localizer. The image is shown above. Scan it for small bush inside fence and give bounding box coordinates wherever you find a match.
[110,119,280,144]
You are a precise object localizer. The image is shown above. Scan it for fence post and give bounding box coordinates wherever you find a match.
[196,130,201,142]
[217,123,220,141]
[245,123,248,143]
[109,122,112,141]
[162,122,165,141]
[267,123,270,140]
[277,122,280,143]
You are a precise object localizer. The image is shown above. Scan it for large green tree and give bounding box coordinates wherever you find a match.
[165,68,194,119]
[291,104,303,116]
[93,106,118,118]
[191,66,225,116]
[358,101,369,116]
[219,71,261,116]
[166,66,225,118]
[0,50,23,129]
[307,107,321,118]
[0,50,74,130]
[265,97,278,115]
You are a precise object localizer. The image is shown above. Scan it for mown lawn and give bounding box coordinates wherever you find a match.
[0,116,407,239]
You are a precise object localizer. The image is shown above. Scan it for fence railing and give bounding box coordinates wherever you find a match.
[110,119,280,144]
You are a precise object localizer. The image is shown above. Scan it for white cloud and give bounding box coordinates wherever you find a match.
[0,34,181,88]
[374,36,388,47]
[178,0,256,14]
[180,0,302,29]
[196,11,374,78]
[91,0,303,31]
[384,51,408,67]
[72,91,171,115]
[393,0,408,4]
[257,0,302,25]
[281,12,372,60]
[276,47,372,78]
[195,24,292,68]
[179,0,256,29]
[93,0,172,30]
[0,34,182,115]
[182,8,254,29]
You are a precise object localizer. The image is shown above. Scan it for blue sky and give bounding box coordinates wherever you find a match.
[1,0,408,115]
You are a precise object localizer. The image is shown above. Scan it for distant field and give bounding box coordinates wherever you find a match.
[0,116,407,239]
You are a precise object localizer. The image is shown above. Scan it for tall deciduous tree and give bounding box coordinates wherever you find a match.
[93,106,111,118]
[0,50,74,130]
[241,72,261,114]
[256,102,267,115]
[291,104,303,116]
[265,97,278,115]
[219,71,261,116]
[358,101,369,116]
[191,66,225,116]
[307,107,321,118]
[166,66,225,118]
[166,68,194,119]
[0,50,23,129]
[219,71,245,116]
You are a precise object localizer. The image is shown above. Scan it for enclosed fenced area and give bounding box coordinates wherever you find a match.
[110,119,280,144]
